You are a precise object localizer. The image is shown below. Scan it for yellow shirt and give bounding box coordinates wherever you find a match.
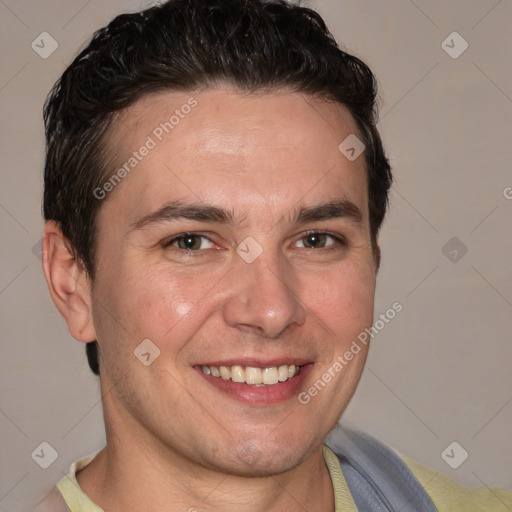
[47,447,511,511]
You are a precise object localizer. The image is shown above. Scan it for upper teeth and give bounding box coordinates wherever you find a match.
[201,364,300,386]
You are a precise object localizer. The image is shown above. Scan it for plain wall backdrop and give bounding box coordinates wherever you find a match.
[1,0,511,510]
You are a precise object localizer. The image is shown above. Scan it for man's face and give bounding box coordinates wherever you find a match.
[89,87,377,476]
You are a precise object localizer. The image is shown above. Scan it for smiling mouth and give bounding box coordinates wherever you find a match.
[200,364,302,386]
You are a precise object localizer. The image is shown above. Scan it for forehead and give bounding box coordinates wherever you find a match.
[99,87,368,225]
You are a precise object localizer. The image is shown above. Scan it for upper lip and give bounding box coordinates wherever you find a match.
[195,358,313,368]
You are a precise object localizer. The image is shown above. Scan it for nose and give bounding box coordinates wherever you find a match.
[222,250,306,338]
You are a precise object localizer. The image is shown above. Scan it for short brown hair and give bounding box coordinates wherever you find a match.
[43,0,392,375]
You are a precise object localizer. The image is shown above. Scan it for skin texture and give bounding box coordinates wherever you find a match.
[43,87,379,511]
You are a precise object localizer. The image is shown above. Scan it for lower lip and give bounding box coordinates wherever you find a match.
[195,364,314,405]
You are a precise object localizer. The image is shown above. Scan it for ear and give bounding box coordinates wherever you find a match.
[41,221,97,343]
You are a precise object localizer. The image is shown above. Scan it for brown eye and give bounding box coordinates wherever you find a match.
[302,233,328,249]
[177,235,201,250]
[165,234,215,251]
[295,232,346,250]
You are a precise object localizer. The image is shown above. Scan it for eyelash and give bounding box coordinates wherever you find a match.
[161,231,347,253]
[297,230,347,250]
[162,232,215,252]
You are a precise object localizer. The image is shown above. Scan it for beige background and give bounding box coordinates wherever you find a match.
[1,0,511,509]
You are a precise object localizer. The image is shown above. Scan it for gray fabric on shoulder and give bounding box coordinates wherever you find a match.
[326,426,438,512]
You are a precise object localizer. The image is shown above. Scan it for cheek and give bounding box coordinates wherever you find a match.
[306,260,376,340]
[92,259,221,350]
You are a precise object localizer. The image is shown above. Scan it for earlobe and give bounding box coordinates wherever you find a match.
[41,221,97,343]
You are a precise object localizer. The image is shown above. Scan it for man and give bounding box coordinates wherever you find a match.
[37,0,511,510]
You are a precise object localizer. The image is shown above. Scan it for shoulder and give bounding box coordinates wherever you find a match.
[32,487,71,512]
[326,426,512,512]
[399,451,512,512]
[32,451,103,512]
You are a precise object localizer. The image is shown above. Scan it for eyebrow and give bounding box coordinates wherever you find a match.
[294,200,363,225]
[129,198,363,231]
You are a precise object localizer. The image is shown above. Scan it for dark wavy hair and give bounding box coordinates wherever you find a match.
[43,0,392,376]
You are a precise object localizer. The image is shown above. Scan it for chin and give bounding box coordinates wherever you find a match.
[204,436,313,478]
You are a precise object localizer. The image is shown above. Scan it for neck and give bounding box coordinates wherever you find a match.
[76,386,335,512]
[79,447,334,512]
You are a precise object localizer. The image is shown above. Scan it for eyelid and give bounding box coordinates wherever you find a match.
[295,230,347,247]
[161,230,347,253]
[162,232,216,250]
